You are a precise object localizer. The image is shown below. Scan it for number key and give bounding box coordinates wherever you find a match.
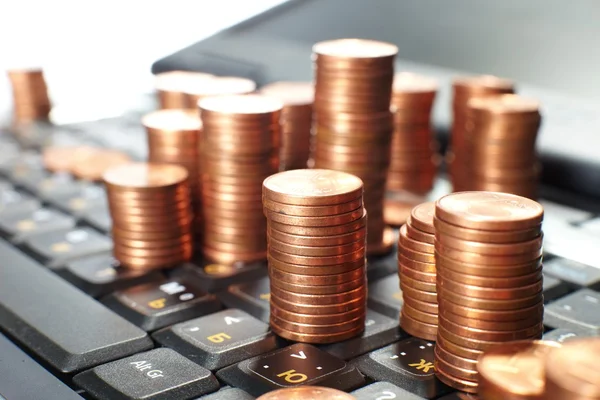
[217,343,365,397]
[352,381,426,400]
[218,276,270,323]
[153,309,280,370]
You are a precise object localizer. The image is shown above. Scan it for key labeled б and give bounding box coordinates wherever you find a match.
[217,343,365,397]
[104,278,221,331]
[73,348,219,400]
[153,308,279,370]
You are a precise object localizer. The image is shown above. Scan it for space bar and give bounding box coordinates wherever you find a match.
[0,239,153,373]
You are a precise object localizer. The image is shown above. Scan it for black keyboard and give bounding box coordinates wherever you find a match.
[1,114,600,399]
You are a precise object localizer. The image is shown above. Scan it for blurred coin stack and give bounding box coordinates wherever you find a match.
[103,163,193,270]
[183,76,256,110]
[311,38,397,255]
[433,191,545,393]
[449,76,514,191]
[260,81,314,170]
[465,95,542,199]
[263,169,367,344]
[384,73,438,226]
[398,202,438,341]
[199,95,282,264]
[154,70,215,109]
[7,69,52,124]
[142,109,203,250]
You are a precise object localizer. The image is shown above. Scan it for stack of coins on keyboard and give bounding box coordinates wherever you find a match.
[7,68,52,123]
[449,76,514,191]
[263,169,367,344]
[477,340,562,400]
[398,201,438,341]
[154,70,215,109]
[199,94,282,264]
[465,95,542,199]
[384,72,439,226]
[103,163,193,270]
[311,38,397,255]
[433,191,545,393]
[544,338,600,399]
[260,81,314,170]
[184,76,256,110]
[142,109,203,250]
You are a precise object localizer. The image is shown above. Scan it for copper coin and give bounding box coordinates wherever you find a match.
[72,150,132,181]
[107,196,191,213]
[401,274,437,294]
[264,207,363,227]
[270,304,364,326]
[410,201,435,234]
[113,242,192,258]
[403,296,438,315]
[437,332,484,360]
[399,225,434,254]
[103,162,188,191]
[42,145,100,173]
[400,312,438,340]
[435,242,542,266]
[269,266,365,286]
[436,343,479,371]
[436,252,542,278]
[256,386,356,400]
[270,318,364,344]
[267,209,367,236]
[114,252,190,270]
[439,314,543,341]
[434,363,479,394]
[398,254,436,273]
[440,308,540,332]
[544,338,600,400]
[267,226,366,246]
[437,266,542,289]
[263,169,363,206]
[109,209,191,225]
[270,284,366,306]
[111,225,192,241]
[269,246,364,266]
[402,302,438,325]
[438,276,543,300]
[437,286,543,311]
[270,292,366,315]
[438,324,519,353]
[399,246,436,264]
[262,197,362,217]
[113,234,192,249]
[435,192,544,231]
[437,234,542,256]
[435,347,479,382]
[268,255,366,276]
[268,236,365,257]
[438,298,543,322]
[270,313,365,335]
[400,264,437,284]
[270,274,365,295]
[477,340,562,400]
[400,283,438,303]
[406,221,435,244]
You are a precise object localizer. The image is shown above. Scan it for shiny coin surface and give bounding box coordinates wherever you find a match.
[256,386,356,400]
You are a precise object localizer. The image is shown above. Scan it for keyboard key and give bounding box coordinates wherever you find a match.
[58,253,164,298]
[22,227,112,268]
[217,343,365,397]
[196,387,254,400]
[36,173,84,201]
[153,309,279,370]
[543,328,596,343]
[0,333,84,400]
[73,348,219,400]
[0,207,76,243]
[540,200,593,224]
[542,213,600,269]
[544,289,600,334]
[353,338,451,399]
[104,278,221,331]
[542,273,572,303]
[367,252,399,282]
[352,381,426,400]
[0,187,40,215]
[437,393,479,400]
[218,276,270,323]
[0,238,152,373]
[0,178,12,190]
[10,154,48,189]
[544,257,600,290]
[320,309,406,360]
[82,206,112,233]
[368,274,403,319]
[171,261,267,293]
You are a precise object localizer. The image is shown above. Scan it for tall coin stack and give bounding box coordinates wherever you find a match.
[154,70,215,109]
[260,81,314,170]
[433,191,545,393]
[465,95,542,199]
[103,163,193,270]
[263,169,368,344]
[199,94,282,264]
[384,73,438,226]
[7,69,52,124]
[398,201,438,341]
[311,38,398,255]
[142,109,203,251]
[449,76,514,191]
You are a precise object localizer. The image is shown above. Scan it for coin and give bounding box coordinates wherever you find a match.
[269,266,365,286]
[270,313,365,335]
[435,362,479,394]
[270,293,366,316]
[256,386,357,400]
[437,266,542,289]
[400,311,437,341]
[406,221,435,244]
[436,252,542,278]
[435,241,542,266]
[438,277,543,300]
[264,207,363,227]
[267,226,366,247]
[438,298,543,322]
[268,209,367,236]
[103,163,188,190]
[439,314,543,341]
[262,197,362,217]
[437,286,543,311]
[268,255,366,276]
[271,274,365,295]
[399,224,434,253]
[433,217,541,244]
[269,318,365,344]
[268,236,365,257]
[42,145,100,173]
[402,302,438,325]
[72,150,132,181]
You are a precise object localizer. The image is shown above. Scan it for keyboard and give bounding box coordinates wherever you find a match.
[0,106,599,399]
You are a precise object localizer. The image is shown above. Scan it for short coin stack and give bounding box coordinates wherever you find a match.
[311,38,398,255]
[263,169,368,344]
[433,191,545,393]
[385,73,439,226]
[103,163,193,270]
[154,71,215,109]
[465,95,542,199]
[199,94,282,264]
[449,76,514,192]
[142,109,203,251]
[7,68,52,124]
[260,81,314,170]
[398,202,438,341]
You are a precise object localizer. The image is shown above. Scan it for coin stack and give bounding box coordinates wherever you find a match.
[384,73,439,226]
[544,338,600,400]
[263,169,367,344]
[449,76,515,191]
[433,191,545,393]
[477,340,561,400]
[103,163,193,270]
[465,95,542,199]
[199,94,282,264]
[184,76,256,110]
[154,70,215,109]
[260,81,314,170]
[311,38,398,255]
[7,68,52,124]
[398,201,438,341]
